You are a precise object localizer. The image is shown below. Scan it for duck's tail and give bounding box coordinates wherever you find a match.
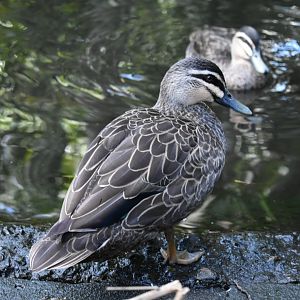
[29,230,110,272]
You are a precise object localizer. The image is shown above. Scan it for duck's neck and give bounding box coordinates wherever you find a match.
[154,98,206,114]
[225,60,256,90]
[153,100,221,127]
[153,99,225,150]
[154,100,225,151]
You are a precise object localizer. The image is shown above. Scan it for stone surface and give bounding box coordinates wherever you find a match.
[0,224,299,299]
[0,277,300,300]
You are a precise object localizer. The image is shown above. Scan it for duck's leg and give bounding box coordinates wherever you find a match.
[160,228,204,265]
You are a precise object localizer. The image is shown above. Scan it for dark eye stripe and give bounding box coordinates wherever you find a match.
[238,36,254,50]
[190,74,225,93]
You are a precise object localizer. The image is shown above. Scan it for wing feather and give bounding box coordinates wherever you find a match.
[48,108,225,239]
[30,107,226,271]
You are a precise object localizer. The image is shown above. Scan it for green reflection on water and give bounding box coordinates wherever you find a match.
[0,0,299,231]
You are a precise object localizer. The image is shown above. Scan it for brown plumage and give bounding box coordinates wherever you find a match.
[29,57,251,271]
[186,26,270,90]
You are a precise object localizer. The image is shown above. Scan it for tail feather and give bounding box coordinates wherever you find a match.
[29,232,109,272]
[49,248,93,270]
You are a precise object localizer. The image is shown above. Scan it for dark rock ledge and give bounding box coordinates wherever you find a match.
[0,224,299,299]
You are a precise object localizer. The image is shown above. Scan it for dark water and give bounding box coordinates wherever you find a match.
[0,0,299,232]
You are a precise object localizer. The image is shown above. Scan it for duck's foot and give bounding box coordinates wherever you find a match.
[160,248,204,265]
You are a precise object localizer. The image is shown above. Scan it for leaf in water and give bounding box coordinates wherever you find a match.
[0,60,5,73]
[55,75,105,100]
[216,220,233,230]
[57,51,72,59]
[234,179,251,184]
[0,20,13,28]
[259,195,276,222]
[55,75,70,87]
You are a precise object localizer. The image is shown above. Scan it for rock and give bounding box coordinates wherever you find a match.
[0,224,299,299]
[196,267,218,282]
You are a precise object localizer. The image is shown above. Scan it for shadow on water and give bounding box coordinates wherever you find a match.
[0,0,299,231]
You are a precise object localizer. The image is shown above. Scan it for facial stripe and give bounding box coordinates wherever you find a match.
[238,37,254,56]
[189,72,225,94]
[239,26,260,48]
[190,76,224,99]
[188,69,226,86]
[235,32,255,50]
[205,82,224,98]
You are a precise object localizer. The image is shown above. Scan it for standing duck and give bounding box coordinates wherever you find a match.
[186,26,270,90]
[29,57,251,271]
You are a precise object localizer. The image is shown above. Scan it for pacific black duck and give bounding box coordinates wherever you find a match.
[186,26,269,90]
[29,57,252,271]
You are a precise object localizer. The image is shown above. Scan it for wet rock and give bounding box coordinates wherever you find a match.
[0,224,299,299]
[1,277,300,300]
[196,267,218,282]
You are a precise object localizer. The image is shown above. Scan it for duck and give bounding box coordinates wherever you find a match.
[186,26,270,90]
[29,57,251,271]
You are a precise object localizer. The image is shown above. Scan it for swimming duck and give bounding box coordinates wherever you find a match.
[29,57,251,271]
[186,26,269,90]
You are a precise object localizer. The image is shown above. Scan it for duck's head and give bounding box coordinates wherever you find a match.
[231,26,269,75]
[156,57,252,116]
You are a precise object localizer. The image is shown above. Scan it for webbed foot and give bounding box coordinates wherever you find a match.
[161,228,204,265]
[160,248,204,265]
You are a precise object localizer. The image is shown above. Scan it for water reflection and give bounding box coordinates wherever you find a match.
[0,0,299,231]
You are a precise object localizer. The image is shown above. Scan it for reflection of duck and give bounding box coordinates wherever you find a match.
[228,89,262,133]
[29,57,251,271]
[186,26,270,90]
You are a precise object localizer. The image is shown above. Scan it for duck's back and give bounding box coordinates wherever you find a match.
[186,26,235,67]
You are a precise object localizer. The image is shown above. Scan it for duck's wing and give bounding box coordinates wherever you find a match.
[29,109,225,271]
[123,124,225,230]
[47,109,200,236]
[186,26,233,63]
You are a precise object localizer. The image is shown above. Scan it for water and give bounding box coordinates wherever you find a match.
[0,0,299,232]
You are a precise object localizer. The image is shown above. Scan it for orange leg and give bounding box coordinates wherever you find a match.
[160,228,204,265]
[164,229,178,264]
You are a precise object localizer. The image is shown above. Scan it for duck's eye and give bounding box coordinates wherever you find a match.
[190,74,214,82]
[206,75,214,82]
[190,73,224,90]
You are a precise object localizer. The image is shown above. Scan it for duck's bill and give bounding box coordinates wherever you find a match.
[216,91,253,116]
[251,49,269,74]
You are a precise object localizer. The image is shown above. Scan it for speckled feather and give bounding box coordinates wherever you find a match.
[29,104,225,271]
[186,26,235,66]
[29,57,232,271]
